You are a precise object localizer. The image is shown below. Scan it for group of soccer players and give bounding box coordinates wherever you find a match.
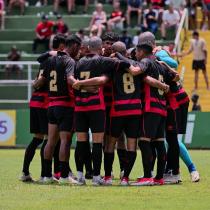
[19,31,200,186]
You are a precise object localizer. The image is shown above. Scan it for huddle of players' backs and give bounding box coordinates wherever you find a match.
[37,47,181,117]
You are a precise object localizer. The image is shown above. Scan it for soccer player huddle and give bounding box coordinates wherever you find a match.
[20,31,200,186]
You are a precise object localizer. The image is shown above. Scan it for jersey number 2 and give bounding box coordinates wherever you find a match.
[50,70,58,92]
[123,73,135,94]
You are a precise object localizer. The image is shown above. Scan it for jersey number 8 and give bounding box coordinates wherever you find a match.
[158,74,164,96]
[50,70,58,92]
[123,73,135,94]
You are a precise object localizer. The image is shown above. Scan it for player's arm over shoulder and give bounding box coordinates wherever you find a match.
[128,58,150,76]
[33,60,48,89]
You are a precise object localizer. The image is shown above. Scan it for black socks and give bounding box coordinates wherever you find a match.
[22,137,43,175]
[75,141,87,173]
[166,132,180,175]
[84,141,93,174]
[92,143,102,176]
[104,152,114,177]
[44,159,52,178]
[123,151,137,178]
[53,140,60,174]
[117,149,127,172]
[40,139,47,177]
[153,141,166,180]
[60,161,69,178]
[138,141,153,178]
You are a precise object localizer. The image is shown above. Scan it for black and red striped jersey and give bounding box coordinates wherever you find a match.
[42,51,75,107]
[30,60,49,109]
[110,63,142,117]
[141,57,175,116]
[166,82,189,110]
[74,53,121,112]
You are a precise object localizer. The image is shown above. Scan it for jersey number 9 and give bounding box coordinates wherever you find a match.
[50,70,58,92]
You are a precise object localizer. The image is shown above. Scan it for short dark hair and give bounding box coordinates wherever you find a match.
[66,34,81,47]
[193,31,199,37]
[102,32,120,42]
[137,44,153,54]
[52,34,66,49]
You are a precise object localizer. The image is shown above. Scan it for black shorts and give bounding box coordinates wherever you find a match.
[110,115,141,138]
[48,106,74,132]
[176,103,189,134]
[192,60,206,71]
[141,113,166,139]
[105,107,111,135]
[75,110,105,133]
[30,107,48,134]
[166,102,189,134]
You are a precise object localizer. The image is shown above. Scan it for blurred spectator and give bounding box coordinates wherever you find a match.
[5,46,22,78]
[8,0,25,15]
[75,0,89,14]
[79,38,90,58]
[76,29,89,41]
[202,0,210,30]
[0,0,5,30]
[89,3,107,37]
[142,4,158,34]
[132,30,141,46]
[126,0,142,27]
[35,0,48,7]
[89,24,98,37]
[150,0,165,10]
[186,0,197,30]
[53,14,69,35]
[53,0,73,15]
[32,14,54,53]
[161,4,180,40]
[181,31,209,90]
[107,1,125,31]
[120,30,132,48]
[191,94,201,111]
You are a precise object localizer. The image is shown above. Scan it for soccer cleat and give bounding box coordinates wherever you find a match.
[163,172,181,184]
[53,172,61,181]
[92,175,103,186]
[68,171,77,180]
[42,177,55,184]
[101,176,112,186]
[130,177,154,186]
[59,176,78,185]
[153,178,164,185]
[19,173,34,182]
[190,171,200,182]
[37,176,44,183]
[77,176,86,186]
[120,177,129,186]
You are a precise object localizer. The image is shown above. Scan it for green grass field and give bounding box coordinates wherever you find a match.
[0,149,210,210]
